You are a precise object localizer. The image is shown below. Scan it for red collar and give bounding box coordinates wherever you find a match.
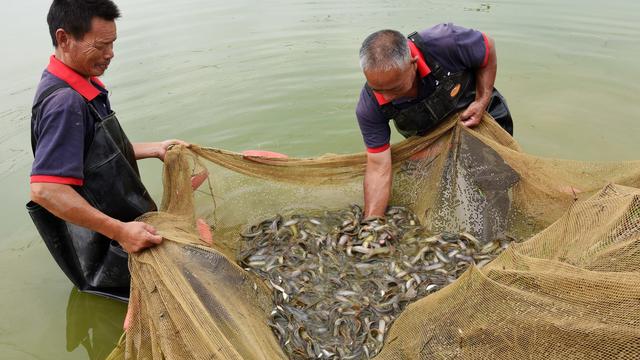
[408,40,431,78]
[373,40,432,106]
[47,55,106,101]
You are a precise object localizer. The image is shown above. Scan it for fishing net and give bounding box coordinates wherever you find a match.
[107,112,640,359]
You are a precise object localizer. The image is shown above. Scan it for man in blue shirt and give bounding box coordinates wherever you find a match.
[356,24,513,218]
[28,0,188,300]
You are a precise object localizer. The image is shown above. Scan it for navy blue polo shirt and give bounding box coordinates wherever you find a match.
[31,55,112,186]
[356,23,490,152]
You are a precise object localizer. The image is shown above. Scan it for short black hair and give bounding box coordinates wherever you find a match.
[47,0,121,47]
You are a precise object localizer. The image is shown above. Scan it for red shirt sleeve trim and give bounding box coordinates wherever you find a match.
[367,143,390,153]
[481,33,491,68]
[30,175,84,186]
[47,55,103,101]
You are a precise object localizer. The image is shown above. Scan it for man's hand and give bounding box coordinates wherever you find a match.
[462,33,497,129]
[30,183,163,253]
[460,100,488,128]
[113,221,163,253]
[157,139,190,161]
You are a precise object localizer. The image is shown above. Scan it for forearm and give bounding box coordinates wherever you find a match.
[132,142,162,160]
[364,176,390,218]
[30,183,123,239]
[363,151,392,218]
[474,37,497,107]
[133,139,189,161]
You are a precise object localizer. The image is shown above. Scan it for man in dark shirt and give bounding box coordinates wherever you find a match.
[356,24,513,218]
[28,0,188,299]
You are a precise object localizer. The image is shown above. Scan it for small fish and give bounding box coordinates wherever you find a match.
[237,204,514,359]
[425,284,439,292]
[283,219,299,227]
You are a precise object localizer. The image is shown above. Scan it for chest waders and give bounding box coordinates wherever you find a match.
[368,32,513,137]
[26,84,157,301]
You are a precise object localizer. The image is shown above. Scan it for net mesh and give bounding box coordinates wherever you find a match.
[107,113,640,359]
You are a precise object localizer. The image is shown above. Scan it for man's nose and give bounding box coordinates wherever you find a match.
[105,44,114,59]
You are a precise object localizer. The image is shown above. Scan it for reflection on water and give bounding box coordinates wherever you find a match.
[66,288,126,360]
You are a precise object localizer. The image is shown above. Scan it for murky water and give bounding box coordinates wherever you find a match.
[1,0,639,358]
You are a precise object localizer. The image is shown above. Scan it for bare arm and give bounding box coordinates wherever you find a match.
[30,182,162,253]
[460,35,497,127]
[133,139,190,161]
[364,149,392,218]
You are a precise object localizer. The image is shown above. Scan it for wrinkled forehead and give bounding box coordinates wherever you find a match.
[85,17,117,41]
[364,66,412,91]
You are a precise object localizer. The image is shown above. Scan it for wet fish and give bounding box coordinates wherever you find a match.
[237,204,515,359]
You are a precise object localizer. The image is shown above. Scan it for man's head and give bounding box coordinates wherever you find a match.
[359,30,419,102]
[47,0,121,78]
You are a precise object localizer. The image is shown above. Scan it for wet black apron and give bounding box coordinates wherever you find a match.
[366,32,514,137]
[26,83,157,302]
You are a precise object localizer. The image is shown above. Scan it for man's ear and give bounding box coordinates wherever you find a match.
[55,29,69,50]
[410,56,419,70]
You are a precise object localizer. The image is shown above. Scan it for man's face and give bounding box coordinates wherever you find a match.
[364,59,418,102]
[58,17,117,78]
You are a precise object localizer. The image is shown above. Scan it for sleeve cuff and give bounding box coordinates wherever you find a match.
[366,143,390,153]
[30,175,83,186]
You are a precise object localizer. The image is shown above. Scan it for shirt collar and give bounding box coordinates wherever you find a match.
[408,41,431,78]
[46,55,106,101]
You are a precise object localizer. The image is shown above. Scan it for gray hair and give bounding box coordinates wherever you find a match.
[359,30,411,72]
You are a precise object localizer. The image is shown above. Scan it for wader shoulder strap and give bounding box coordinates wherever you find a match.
[407,32,447,82]
[85,100,106,122]
[379,32,475,137]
